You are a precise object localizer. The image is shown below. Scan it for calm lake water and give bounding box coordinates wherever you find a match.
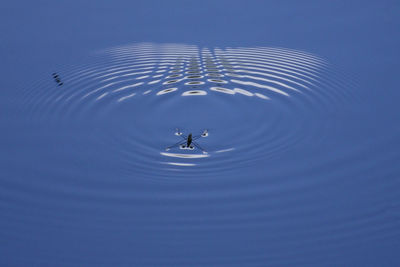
[1,2,399,266]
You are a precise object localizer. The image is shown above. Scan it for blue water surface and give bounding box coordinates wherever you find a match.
[1,1,400,266]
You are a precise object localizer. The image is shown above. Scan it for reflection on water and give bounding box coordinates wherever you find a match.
[4,43,399,266]
[19,43,352,176]
[161,152,210,159]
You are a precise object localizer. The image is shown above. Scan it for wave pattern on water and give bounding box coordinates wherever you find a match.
[16,43,357,178]
[5,43,400,267]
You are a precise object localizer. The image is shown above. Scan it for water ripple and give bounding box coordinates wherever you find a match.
[15,43,358,180]
[7,40,399,267]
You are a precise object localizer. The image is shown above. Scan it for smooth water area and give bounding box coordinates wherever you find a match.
[1,2,400,266]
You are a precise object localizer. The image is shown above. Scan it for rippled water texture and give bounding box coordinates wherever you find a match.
[4,43,399,265]
[19,43,355,178]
